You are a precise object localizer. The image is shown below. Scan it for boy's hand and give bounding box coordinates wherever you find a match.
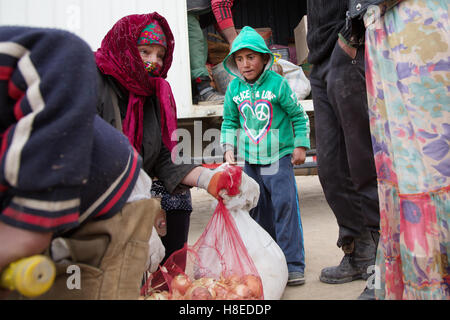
[291,147,307,166]
[224,150,237,165]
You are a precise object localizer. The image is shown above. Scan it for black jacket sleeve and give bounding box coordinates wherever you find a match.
[150,138,197,194]
[97,72,198,194]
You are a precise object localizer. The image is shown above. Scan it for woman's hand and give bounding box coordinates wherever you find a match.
[291,147,307,166]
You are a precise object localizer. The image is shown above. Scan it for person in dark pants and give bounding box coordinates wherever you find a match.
[306,0,380,299]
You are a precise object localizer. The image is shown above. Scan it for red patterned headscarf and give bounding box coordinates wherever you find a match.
[137,22,167,48]
[95,12,177,153]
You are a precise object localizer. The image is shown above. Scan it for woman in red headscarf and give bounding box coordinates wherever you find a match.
[96,12,180,163]
[95,12,201,269]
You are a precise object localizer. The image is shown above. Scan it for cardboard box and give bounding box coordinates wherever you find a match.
[294,16,309,65]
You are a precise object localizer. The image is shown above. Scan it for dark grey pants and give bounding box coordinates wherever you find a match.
[160,210,191,264]
[309,41,380,247]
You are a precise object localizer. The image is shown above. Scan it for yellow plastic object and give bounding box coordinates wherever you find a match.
[0,255,56,298]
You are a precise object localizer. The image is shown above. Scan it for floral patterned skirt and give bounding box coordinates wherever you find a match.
[364,0,449,299]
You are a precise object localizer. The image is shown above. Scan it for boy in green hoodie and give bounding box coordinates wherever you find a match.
[220,26,310,286]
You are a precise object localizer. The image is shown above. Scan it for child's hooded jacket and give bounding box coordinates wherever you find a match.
[220,26,310,164]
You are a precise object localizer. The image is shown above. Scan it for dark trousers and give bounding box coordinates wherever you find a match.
[309,41,380,247]
[160,210,191,264]
[244,155,305,273]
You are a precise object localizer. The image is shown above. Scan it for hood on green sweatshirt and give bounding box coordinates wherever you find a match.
[223,26,274,82]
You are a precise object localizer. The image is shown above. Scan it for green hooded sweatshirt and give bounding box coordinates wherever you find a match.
[220,26,310,165]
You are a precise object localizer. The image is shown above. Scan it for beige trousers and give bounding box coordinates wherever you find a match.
[25,199,160,300]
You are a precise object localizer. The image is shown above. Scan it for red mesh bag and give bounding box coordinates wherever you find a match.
[141,165,264,300]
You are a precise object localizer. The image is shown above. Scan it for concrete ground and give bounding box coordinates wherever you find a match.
[187,175,367,300]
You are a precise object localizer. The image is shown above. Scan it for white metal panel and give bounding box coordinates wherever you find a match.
[0,0,195,118]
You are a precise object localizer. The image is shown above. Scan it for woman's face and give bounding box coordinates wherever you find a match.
[138,44,166,68]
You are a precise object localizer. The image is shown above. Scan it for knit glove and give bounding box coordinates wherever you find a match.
[197,166,226,198]
[220,170,260,211]
[197,164,260,210]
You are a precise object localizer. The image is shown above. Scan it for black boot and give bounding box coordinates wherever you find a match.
[357,287,376,300]
[320,231,379,284]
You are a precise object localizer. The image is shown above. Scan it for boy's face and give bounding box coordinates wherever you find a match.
[234,48,270,82]
[138,44,166,68]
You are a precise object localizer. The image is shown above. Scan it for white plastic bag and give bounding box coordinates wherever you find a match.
[146,226,166,273]
[275,58,311,100]
[231,209,288,300]
[127,169,153,203]
[127,169,166,272]
[220,166,288,300]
